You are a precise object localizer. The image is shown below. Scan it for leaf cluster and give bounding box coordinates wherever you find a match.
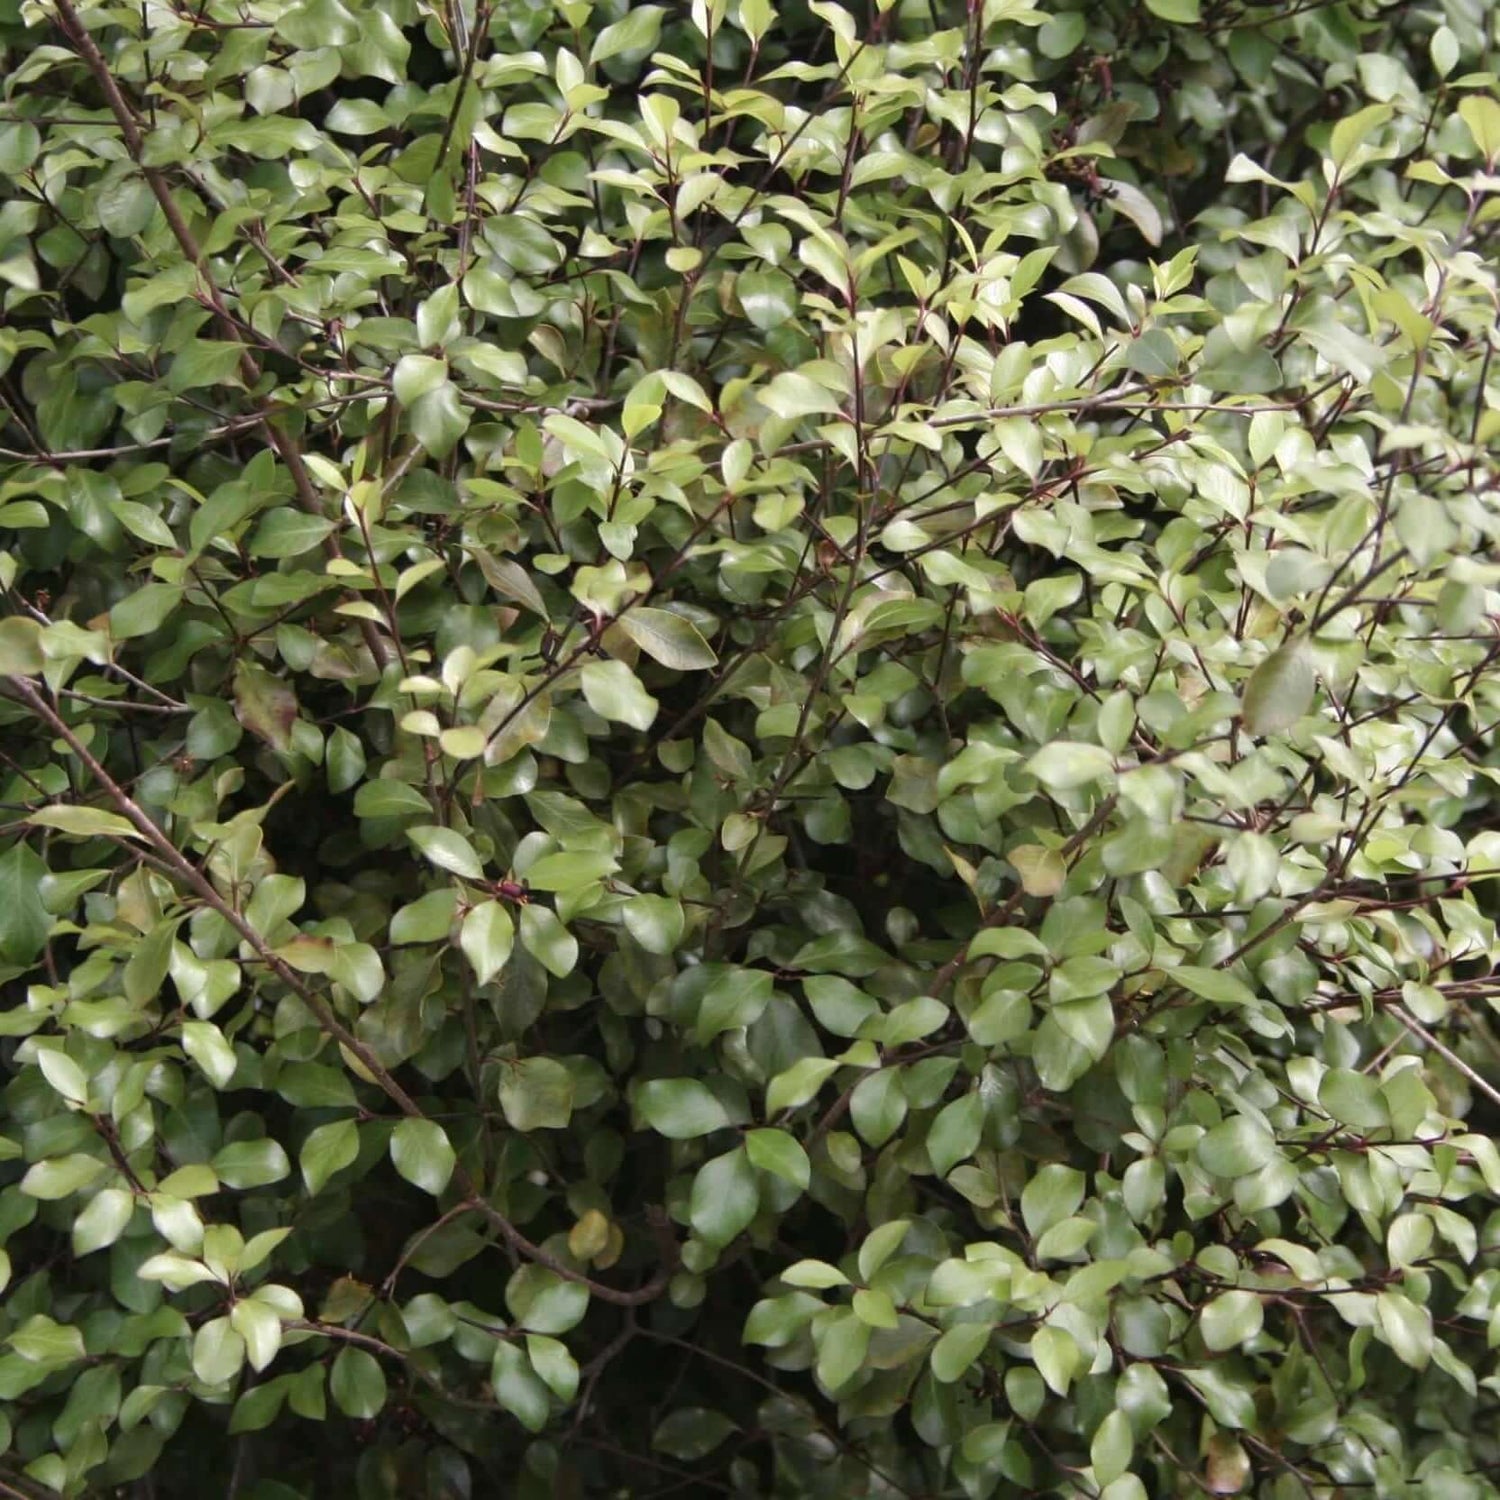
[2,0,1500,1496]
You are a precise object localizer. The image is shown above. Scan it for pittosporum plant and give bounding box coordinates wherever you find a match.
[2,0,1500,1495]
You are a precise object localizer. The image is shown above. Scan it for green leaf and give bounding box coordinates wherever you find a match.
[182,1021,238,1089]
[695,965,774,1043]
[1124,326,1175,375]
[473,550,549,618]
[736,269,799,330]
[213,1140,291,1190]
[160,1163,217,1199]
[490,217,563,276]
[407,825,485,880]
[1021,1164,1086,1237]
[1200,346,1283,394]
[1145,0,1200,20]
[389,1118,456,1196]
[276,0,359,49]
[251,510,335,560]
[1181,1367,1257,1429]
[192,1317,246,1386]
[168,341,244,394]
[9,1315,85,1365]
[519,904,578,977]
[1116,1362,1172,1432]
[402,1297,456,1349]
[1319,1068,1390,1130]
[580,659,659,730]
[492,1341,551,1432]
[760,370,843,420]
[653,1408,737,1462]
[330,1347,387,1418]
[782,1260,848,1289]
[0,617,44,676]
[882,998,949,1045]
[1037,12,1086,57]
[1387,1212,1434,1270]
[1376,1291,1432,1369]
[306,939,369,990]
[326,727,367,794]
[851,1286,898,1329]
[1011,843,1066,897]
[1200,1290,1264,1351]
[590,3,663,62]
[1430,27,1460,78]
[325,99,391,135]
[1172,966,1256,1009]
[1091,1409,1134,1487]
[231,1379,289,1435]
[440,725,488,759]
[409,383,470,458]
[931,1323,992,1383]
[138,1253,218,1291]
[689,1146,758,1247]
[815,1310,870,1393]
[850,1068,907,1148]
[231,1298,283,1372]
[28,806,140,841]
[71,1188,136,1256]
[744,1129,810,1189]
[1031,1325,1080,1396]
[506,1265,588,1334]
[391,889,458,945]
[276,1063,356,1109]
[525,1335,579,1402]
[858,1221,911,1282]
[927,1092,983,1178]
[622,894,686,954]
[1197,1117,1277,1178]
[1327,104,1394,172]
[1241,640,1315,736]
[767,1057,839,1115]
[460,899,515,985]
[465,265,546,318]
[0,121,41,175]
[523,849,618,892]
[616,607,718,670]
[354,780,432,820]
[636,1079,730,1139]
[1459,95,1500,164]
[37,1046,88,1107]
[300,1120,359,1195]
[1027,742,1115,790]
[416,284,461,348]
[20,1153,108,1200]
[497,1057,574,1131]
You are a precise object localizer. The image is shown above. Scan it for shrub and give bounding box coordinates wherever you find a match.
[3,0,1500,1495]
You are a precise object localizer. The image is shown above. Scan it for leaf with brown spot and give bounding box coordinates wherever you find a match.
[234,662,299,751]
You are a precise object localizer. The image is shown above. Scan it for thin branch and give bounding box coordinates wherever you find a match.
[1389,1005,1500,1113]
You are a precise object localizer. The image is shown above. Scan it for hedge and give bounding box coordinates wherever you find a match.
[2,0,1500,1495]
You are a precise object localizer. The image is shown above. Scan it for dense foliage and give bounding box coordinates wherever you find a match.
[2,0,1500,1494]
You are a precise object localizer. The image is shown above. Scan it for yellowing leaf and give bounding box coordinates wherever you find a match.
[1458,94,1500,165]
